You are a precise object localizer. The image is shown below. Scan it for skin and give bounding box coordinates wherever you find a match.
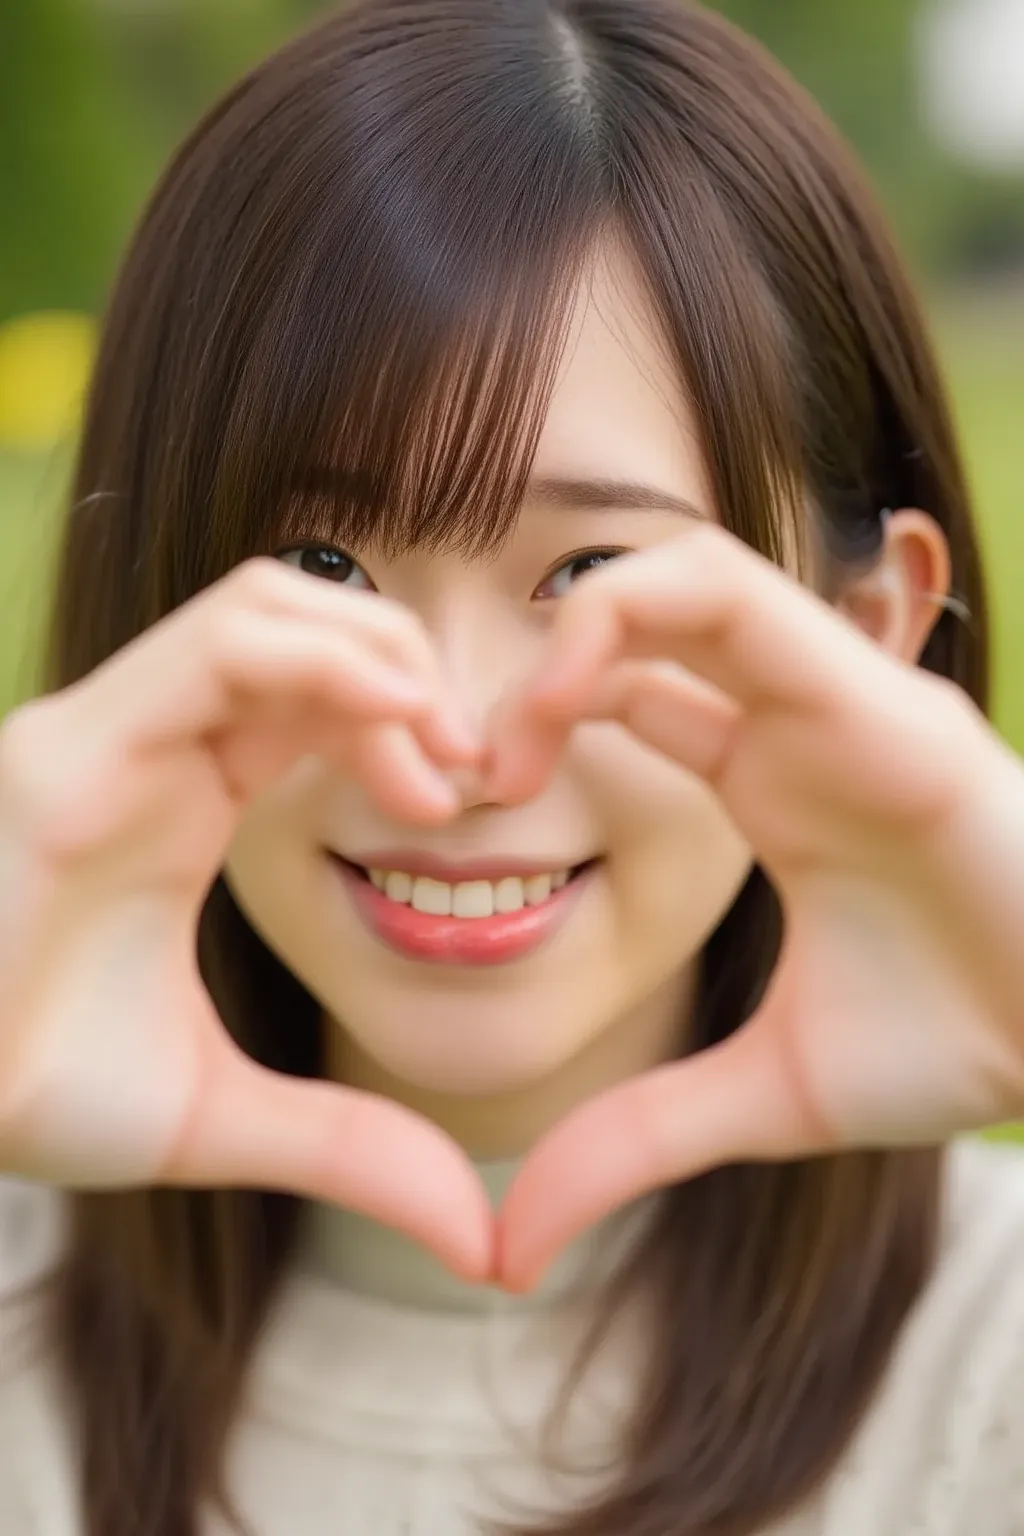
[5,239,1022,1294]
[223,240,953,1161]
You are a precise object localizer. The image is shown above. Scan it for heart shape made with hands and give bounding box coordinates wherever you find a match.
[418,531,839,1294]
[445,653,755,1296]
[359,519,1024,1296]
[315,560,753,1297]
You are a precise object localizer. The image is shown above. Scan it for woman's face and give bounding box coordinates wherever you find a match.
[224,245,754,1154]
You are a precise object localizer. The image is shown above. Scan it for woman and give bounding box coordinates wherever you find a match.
[0,1,1022,1533]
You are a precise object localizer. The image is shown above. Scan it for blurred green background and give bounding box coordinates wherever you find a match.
[0,0,1022,1138]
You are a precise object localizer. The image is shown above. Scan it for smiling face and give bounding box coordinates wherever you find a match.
[223,243,754,1154]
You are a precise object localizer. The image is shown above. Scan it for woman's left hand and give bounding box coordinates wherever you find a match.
[489,522,1024,1291]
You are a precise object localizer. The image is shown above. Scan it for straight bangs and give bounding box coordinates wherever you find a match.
[45,7,991,1536]
[133,0,619,604]
[238,219,593,568]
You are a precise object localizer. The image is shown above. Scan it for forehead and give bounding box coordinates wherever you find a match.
[533,243,712,514]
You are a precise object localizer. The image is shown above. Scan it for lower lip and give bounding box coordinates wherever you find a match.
[329,857,593,966]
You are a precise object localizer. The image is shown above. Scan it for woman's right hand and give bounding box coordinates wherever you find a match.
[0,557,493,1280]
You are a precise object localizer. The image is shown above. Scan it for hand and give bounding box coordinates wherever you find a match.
[0,557,493,1282]
[489,522,1024,1291]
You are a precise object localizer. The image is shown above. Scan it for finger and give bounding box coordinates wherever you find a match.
[76,610,430,768]
[590,660,743,786]
[484,689,573,805]
[527,525,884,719]
[239,561,439,679]
[349,722,462,824]
[412,702,483,771]
[489,660,742,803]
[497,1030,821,1293]
[214,707,468,824]
[245,566,481,764]
[174,1048,495,1282]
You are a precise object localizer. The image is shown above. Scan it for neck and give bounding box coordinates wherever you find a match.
[327,968,694,1158]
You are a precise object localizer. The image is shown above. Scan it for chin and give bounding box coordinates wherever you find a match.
[334,990,605,1098]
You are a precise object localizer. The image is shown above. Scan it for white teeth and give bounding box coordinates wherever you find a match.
[410,877,452,916]
[493,877,525,914]
[452,880,495,918]
[384,870,413,903]
[366,867,575,917]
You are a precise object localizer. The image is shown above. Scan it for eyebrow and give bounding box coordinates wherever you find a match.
[290,467,704,521]
[526,475,703,519]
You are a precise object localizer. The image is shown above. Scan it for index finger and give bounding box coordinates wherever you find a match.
[527,524,887,717]
[498,1028,817,1292]
[173,1046,496,1282]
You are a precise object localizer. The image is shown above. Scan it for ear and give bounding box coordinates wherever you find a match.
[837,509,954,665]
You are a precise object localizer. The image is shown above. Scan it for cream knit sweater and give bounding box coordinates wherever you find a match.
[1,1138,1023,1535]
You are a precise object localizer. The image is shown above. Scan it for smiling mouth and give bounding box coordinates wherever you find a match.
[336,858,598,920]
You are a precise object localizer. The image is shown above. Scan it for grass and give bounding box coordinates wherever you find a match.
[0,294,1021,1149]
[934,291,1024,750]
[0,442,72,709]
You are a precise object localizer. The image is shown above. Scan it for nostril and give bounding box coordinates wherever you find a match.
[445,761,504,814]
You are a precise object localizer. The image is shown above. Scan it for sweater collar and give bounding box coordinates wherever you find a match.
[299,1156,654,1314]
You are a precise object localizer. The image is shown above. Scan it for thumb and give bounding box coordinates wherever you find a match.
[497,1028,819,1292]
[169,1046,496,1282]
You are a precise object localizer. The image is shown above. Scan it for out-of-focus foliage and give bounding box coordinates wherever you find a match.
[0,0,143,320]
[0,0,318,324]
[0,312,96,450]
[715,0,1024,277]
[1,0,1023,326]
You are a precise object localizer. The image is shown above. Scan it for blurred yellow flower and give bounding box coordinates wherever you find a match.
[0,312,97,452]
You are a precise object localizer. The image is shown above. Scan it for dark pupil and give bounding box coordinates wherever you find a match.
[300,547,353,580]
[571,553,609,579]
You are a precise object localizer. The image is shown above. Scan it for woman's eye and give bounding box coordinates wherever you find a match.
[276,545,375,590]
[534,549,625,600]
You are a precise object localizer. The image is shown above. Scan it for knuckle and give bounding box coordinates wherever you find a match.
[919,670,980,733]
[203,604,255,682]
[0,702,53,811]
[934,670,975,711]
[381,602,432,658]
[223,558,432,667]
[673,516,720,561]
[0,701,106,865]
[227,555,288,607]
[369,590,419,631]
[346,592,434,671]
[688,521,742,586]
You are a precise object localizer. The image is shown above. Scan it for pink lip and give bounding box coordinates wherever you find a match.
[329,855,594,966]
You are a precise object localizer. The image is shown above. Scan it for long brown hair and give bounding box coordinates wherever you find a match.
[38,2,988,1533]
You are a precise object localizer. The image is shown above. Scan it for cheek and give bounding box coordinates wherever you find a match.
[220,759,338,954]
[573,722,753,944]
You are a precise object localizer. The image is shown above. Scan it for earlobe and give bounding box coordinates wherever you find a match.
[837,508,960,665]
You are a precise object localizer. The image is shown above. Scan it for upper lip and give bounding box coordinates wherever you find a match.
[332,850,595,883]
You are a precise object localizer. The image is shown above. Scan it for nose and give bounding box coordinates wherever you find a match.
[430,608,538,811]
[445,759,497,811]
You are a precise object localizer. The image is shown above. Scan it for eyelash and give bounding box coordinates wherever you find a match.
[533,547,628,599]
[276,545,374,588]
[275,544,629,597]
